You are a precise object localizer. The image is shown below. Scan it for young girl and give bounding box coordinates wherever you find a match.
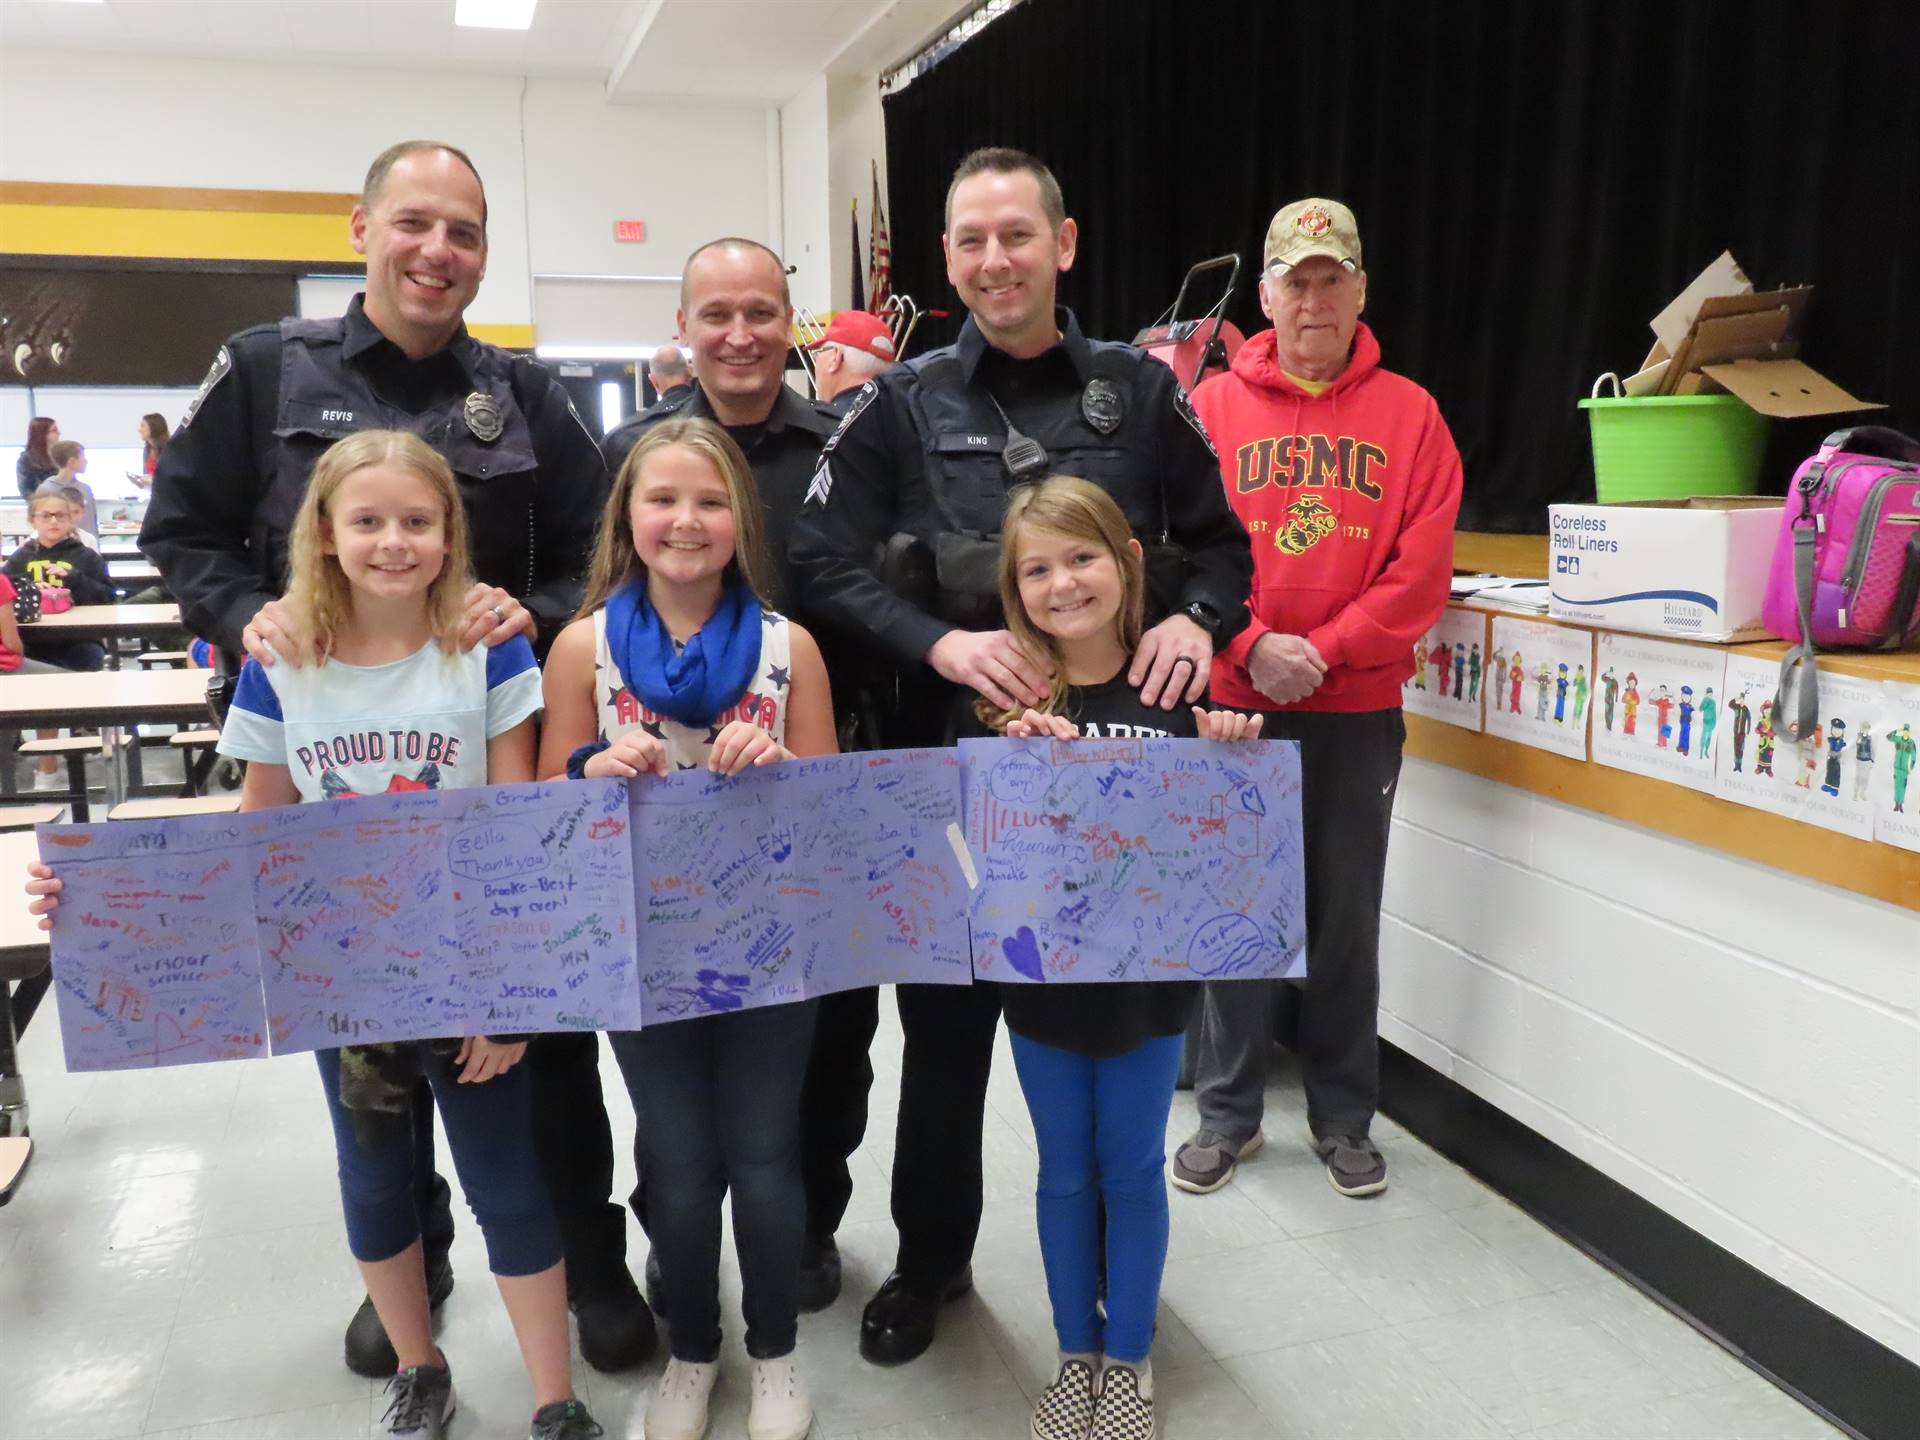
[538,417,835,1440]
[970,477,1260,1440]
[29,430,601,1440]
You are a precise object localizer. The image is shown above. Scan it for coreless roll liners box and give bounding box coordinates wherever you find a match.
[1547,498,1783,642]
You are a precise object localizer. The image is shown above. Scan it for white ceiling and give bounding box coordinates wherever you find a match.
[0,0,973,96]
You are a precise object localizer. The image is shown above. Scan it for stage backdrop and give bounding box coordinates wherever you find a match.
[881,0,1920,531]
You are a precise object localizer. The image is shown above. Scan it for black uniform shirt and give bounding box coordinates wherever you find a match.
[141,295,607,656]
[790,308,1252,668]
[601,380,841,615]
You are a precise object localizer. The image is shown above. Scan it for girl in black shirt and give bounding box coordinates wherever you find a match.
[975,477,1259,1440]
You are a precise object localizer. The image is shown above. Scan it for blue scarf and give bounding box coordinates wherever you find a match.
[605,579,763,727]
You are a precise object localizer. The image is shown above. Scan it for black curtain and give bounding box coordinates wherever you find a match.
[882,0,1920,531]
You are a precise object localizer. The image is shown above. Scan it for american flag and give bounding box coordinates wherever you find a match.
[867,159,892,311]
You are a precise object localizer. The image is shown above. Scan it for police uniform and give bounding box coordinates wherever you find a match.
[789,307,1253,1324]
[601,379,841,614]
[144,296,606,654]
[140,294,641,1344]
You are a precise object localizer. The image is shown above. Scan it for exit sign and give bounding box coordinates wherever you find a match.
[614,219,647,243]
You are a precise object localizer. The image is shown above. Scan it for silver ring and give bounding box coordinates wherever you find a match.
[490,605,506,623]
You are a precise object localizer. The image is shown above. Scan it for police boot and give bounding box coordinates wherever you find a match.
[343,1250,454,1377]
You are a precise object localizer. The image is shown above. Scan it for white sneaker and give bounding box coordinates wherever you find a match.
[746,1356,813,1440]
[643,1358,719,1440]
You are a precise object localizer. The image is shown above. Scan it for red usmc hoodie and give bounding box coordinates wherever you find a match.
[1191,323,1463,713]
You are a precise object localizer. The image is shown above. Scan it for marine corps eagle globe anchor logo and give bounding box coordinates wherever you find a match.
[1275,495,1338,554]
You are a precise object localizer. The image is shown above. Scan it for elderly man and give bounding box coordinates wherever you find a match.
[1178,198,1462,1200]
[647,342,692,401]
[141,140,651,1382]
[791,146,1252,1368]
[805,309,898,410]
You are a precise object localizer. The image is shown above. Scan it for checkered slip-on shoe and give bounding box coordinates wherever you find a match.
[1030,1358,1097,1440]
[1091,1364,1155,1440]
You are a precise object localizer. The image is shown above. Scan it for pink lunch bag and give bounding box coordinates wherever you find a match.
[1763,425,1920,736]
[36,584,73,615]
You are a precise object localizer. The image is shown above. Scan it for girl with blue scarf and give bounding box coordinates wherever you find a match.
[539,418,835,1440]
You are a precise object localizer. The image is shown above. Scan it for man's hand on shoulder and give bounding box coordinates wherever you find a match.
[242,598,315,667]
[458,584,534,651]
[927,629,1054,712]
[1247,632,1327,706]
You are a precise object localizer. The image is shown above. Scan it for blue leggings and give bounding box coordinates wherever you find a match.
[316,1047,560,1278]
[1009,1031,1184,1364]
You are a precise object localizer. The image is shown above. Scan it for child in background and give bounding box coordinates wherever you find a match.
[29,429,601,1440]
[6,490,112,655]
[44,441,100,544]
[539,417,835,1440]
[968,477,1261,1440]
[6,489,113,787]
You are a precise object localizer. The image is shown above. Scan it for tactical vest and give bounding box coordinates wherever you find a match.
[902,343,1184,626]
[260,318,539,597]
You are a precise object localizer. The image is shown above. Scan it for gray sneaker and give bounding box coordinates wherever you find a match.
[380,1363,454,1438]
[1315,1134,1387,1196]
[1170,1128,1264,1194]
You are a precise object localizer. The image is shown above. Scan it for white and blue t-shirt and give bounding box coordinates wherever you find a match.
[218,636,542,803]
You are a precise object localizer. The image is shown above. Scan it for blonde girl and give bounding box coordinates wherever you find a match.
[31,429,599,1440]
[974,476,1258,1440]
[538,417,833,1440]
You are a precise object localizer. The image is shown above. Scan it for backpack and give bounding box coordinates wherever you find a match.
[1762,426,1920,736]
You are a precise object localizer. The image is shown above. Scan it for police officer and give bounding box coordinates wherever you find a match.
[603,239,840,615]
[140,140,654,1378]
[599,238,865,1316]
[790,146,1253,1366]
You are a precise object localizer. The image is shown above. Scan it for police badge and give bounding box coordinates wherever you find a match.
[1081,377,1123,435]
[464,391,504,443]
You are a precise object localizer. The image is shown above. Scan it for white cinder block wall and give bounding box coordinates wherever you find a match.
[1380,757,1920,1366]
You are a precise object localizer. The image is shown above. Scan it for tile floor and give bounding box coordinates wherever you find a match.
[0,994,1848,1440]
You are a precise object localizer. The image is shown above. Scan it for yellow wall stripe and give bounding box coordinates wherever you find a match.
[469,324,535,349]
[0,203,357,263]
[0,181,358,215]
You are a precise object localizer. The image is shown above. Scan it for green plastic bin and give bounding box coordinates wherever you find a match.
[1578,378,1767,503]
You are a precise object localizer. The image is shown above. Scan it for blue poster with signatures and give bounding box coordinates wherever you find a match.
[627,748,971,1022]
[961,737,1306,985]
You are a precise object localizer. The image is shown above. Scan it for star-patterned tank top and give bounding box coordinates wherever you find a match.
[592,605,792,771]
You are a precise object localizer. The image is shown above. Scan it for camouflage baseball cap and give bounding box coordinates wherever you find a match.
[1263,198,1362,272]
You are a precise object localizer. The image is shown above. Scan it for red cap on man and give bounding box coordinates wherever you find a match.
[805,310,897,363]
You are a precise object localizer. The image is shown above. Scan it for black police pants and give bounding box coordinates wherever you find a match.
[1193,707,1404,1140]
[891,979,1003,1288]
[527,1031,631,1299]
[407,1078,457,1263]
[801,984,881,1245]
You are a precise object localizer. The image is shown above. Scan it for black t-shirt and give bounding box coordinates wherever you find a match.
[962,667,1204,1059]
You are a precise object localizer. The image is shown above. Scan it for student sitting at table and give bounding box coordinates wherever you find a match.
[0,571,71,790]
[5,489,112,672]
[44,442,101,547]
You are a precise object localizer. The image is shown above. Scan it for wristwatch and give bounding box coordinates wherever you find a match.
[1183,601,1223,640]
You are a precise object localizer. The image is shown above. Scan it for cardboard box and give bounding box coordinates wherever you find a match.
[1547,498,1784,642]
[1620,252,1882,417]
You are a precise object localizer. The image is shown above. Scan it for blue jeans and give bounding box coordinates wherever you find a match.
[610,999,817,1361]
[316,1046,560,1277]
[1009,1030,1184,1364]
